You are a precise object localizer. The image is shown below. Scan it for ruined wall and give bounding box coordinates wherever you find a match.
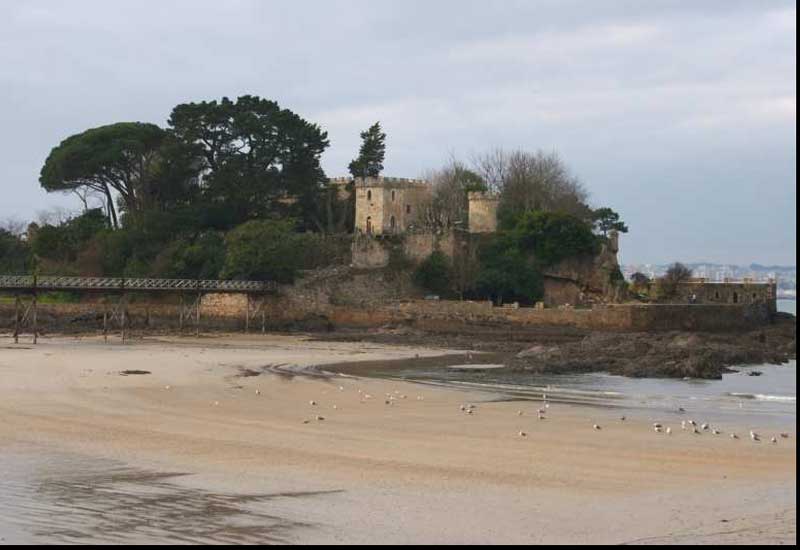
[351,231,461,269]
[673,281,777,312]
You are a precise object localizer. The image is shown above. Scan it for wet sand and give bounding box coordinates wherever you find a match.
[0,334,796,544]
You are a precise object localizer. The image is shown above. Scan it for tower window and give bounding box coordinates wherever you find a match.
[406,205,411,214]
[390,216,396,231]
[367,190,372,201]
[391,190,396,202]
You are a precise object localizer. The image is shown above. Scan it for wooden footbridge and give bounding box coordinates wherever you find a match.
[1,275,279,344]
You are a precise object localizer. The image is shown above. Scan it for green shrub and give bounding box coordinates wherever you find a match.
[413,251,453,296]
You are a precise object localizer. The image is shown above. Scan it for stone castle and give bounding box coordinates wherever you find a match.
[335,176,778,311]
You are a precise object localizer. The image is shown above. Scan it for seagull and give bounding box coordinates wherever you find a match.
[519,431,528,438]
[702,424,710,431]
[255,389,261,396]
[780,433,790,439]
[538,414,546,421]
[316,415,326,421]
[678,407,686,413]
[771,437,778,444]
[339,386,345,391]
[731,433,739,440]
[164,385,172,391]
[517,411,524,417]
[688,420,697,427]
[666,428,672,435]
[653,423,664,429]
[309,400,317,406]
[681,421,688,430]
[620,416,627,422]
[750,431,760,442]
[213,401,220,407]
[467,409,474,415]
[593,424,602,431]
[655,427,663,434]
[693,427,701,435]
[712,429,722,436]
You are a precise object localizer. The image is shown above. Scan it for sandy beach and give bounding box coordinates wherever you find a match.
[0,334,796,544]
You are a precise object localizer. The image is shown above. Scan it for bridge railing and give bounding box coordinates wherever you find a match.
[0,275,277,293]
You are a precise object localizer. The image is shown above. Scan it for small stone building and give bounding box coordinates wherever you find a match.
[352,176,432,236]
[675,279,778,313]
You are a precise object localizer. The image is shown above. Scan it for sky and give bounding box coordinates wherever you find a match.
[0,0,796,266]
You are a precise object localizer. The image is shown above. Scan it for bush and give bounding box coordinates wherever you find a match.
[0,229,31,274]
[512,210,598,266]
[474,234,544,305]
[221,220,348,283]
[413,251,452,296]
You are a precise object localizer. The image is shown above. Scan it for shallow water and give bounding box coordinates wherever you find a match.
[0,445,337,544]
[364,300,797,429]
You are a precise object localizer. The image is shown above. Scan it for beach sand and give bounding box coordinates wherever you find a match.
[0,334,795,544]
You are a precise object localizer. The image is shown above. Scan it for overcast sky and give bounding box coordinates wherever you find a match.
[1,0,796,266]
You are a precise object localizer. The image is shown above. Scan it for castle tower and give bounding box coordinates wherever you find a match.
[353,176,432,235]
[467,192,499,234]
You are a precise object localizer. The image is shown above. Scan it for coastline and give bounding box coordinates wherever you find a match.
[0,334,795,544]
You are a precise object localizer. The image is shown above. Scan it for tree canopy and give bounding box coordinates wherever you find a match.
[39,122,175,228]
[168,95,331,230]
[348,122,386,179]
[592,207,629,236]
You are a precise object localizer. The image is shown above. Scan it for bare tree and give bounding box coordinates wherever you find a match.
[418,157,487,231]
[657,262,694,300]
[471,148,590,222]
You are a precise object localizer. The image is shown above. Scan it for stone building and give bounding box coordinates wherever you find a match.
[674,279,778,313]
[467,192,500,234]
[349,176,432,236]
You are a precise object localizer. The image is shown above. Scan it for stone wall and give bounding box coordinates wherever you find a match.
[467,192,499,233]
[351,231,460,269]
[673,281,777,313]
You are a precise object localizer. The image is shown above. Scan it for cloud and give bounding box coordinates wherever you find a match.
[0,0,795,265]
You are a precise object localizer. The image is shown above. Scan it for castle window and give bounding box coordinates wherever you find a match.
[366,217,373,235]
[390,216,396,232]
[715,291,720,300]
[391,190,396,202]
[406,205,411,214]
[733,292,739,304]
[367,190,372,201]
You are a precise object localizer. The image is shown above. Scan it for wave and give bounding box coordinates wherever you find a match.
[729,393,797,403]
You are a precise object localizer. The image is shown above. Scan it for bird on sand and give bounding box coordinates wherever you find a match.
[309,400,317,406]
[620,416,626,422]
[780,433,790,439]
[771,437,778,444]
[666,428,673,435]
[750,431,760,442]
[655,426,663,434]
[519,431,528,438]
[730,433,739,440]
[593,424,602,431]
[712,429,722,436]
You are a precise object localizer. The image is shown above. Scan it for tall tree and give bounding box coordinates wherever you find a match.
[592,207,629,236]
[169,95,330,229]
[348,122,386,179]
[473,149,590,226]
[39,123,173,228]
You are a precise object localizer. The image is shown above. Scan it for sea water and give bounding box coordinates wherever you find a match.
[367,300,797,429]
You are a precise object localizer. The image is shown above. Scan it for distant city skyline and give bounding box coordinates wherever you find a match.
[1,0,795,266]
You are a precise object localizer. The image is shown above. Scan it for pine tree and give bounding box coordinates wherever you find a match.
[348,122,386,178]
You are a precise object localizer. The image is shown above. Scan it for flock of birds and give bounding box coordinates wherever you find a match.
[166,383,791,446]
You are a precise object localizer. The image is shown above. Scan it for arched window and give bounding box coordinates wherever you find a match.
[390,216,396,231]
[391,190,396,202]
[733,292,739,304]
[406,205,411,214]
[367,190,372,201]
[366,217,373,235]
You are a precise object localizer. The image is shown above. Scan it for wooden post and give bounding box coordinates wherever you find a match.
[261,305,266,335]
[13,294,20,344]
[179,294,184,332]
[121,295,127,344]
[103,300,108,343]
[195,292,201,337]
[245,294,250,334]
[32,292,38,345]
